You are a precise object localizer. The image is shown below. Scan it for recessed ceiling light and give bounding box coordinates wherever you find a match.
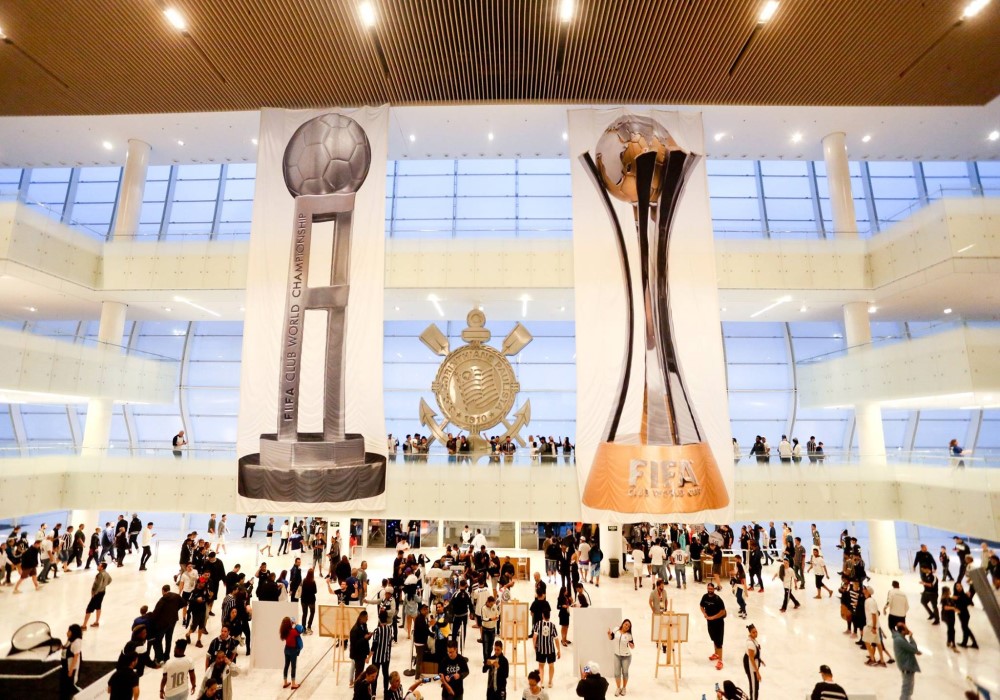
[27,306,37,312]
[359,1,377,28]
[558,306,566,312]
[861,134,872,143]
[943,308,953,314]
[713,132,726,142]
[962,0,990,19]
[163,7,188,31]
[251,138,258,146]
[408,134,416,142]
[758,0,780,23]
[868,304,878,314]
[394,306,400,311]
[559,0,574,22]
[988,130,1000,142]
[102,141,113,150]
[790,132,803,144]
[177,140,185,146]
[163,307,172,312]
[799,304,807,313]
[487,132,494,141]
[239,306,245,312]
[562,132,568,141]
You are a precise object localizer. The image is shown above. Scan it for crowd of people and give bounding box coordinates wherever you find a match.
[734,436,825,464]
[1,514,996,700]
[387,434,574,459]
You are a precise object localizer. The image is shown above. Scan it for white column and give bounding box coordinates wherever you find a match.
[112,139,151,240]
[844,299,897,573]
[822,132,858,240]
[81,301,128,454]
[600,523,622,574]
[69,509,100,530]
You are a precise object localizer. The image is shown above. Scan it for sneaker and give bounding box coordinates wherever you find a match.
[621,689,627,696]
[614,690,622,697]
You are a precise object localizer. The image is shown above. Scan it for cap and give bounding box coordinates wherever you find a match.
[583,661,600,675]
[819,664,832,675]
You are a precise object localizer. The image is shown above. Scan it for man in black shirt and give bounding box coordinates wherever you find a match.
[439,640,469,700]
[482,640,508,700]
[530,590,551,628]
[912,544,936,573]
[576,661,609,700]
[450,580,473,649]
[700,583,727,671]
[149,584,188,663]
[919,567,940,624]
[954,537,971,584]
[242,515,257,539]
[811,664,849,700]
[413,603,431,678]
[127,514,142,553]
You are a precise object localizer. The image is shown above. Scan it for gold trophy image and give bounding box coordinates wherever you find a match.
[579,115,728,513]
[238,113,385,504]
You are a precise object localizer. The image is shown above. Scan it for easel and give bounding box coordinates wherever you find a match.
[651,611,688,691]
[318,604,364,685]
[500,599,529,690]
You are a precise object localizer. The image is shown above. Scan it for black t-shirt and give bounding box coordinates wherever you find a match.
[438,654,469,697]
[700,593,725,621]
[450,590,472,616]
[107,668,139,700]
[529,599,551,626]
[20,546,40,569]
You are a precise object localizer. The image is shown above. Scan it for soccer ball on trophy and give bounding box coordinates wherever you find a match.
[282,113,371,197]
[594,115,680,205]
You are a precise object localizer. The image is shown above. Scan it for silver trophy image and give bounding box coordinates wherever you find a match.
[238,113,385,503]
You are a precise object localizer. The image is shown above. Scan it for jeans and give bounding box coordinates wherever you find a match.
[153,622,177,662]
[736,586,746,614]
[301,601,315,630]
[283,647,299,681]
[38,559,53,582]
[613,654,632,680]
[674,564,686,587]
[452,614,468,649]
[481,627,496,663]
[278,538,289,556]
[749,569,763,588]
[140,546,152,569]
[900,669,915,700]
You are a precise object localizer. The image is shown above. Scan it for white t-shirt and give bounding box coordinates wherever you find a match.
[670,549,689,566]
[179,569,199,594]
[522,688,550,700]
[811,556,827,576]
[578,542,591,563]
[472,533,487,549]
[864,596,879,626]
[280,524,291,539]
[885,589,909,616]
[461,529,472,544]
[64,639,82,682]
[142,528,154,547]
[648,545,666,566]
[162,655,194,699]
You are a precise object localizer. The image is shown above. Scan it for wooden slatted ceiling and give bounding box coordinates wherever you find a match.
[0,0,997,116]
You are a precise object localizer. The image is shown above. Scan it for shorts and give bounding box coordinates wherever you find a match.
[633,565,643,579]
[87,591,106,613]
[20,567,37,578]
[861,626,878,644]
[707,620,725,648]
[712,562,722,576]
[535,651,556,664]
[815,575,825,588]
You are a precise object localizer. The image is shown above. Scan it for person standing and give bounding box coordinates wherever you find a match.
[743,624,762,700]
[807,548,833,598]
[278,520,291,556]
[607,619,634,697]
[954,537,971,585]
[242,515,256,539]
[12,539,41,593]
[912,544,936,573]
[531,610,561,689]
[939,546,953,581]
[280,616,303,690]
[83,562,112,628]
[438,640,470,700]
[861,586,886,666]
[139,522,155,571]
[810,664,848,700]
[631,544,645,591]
[160,639,197,700]
[349,610,373,683]
[259,518,275,557]
[369,611,394,694]
[60,624,83,699]
[775,559,799,613]
[953,582,978,648]
[793,538,807,590]
[299,568,318,633]
[215,515,228,555]
[127,514,142,554]
[648,578,668,618]
[670,544,688,589]
[481,595,501,663]
[556,588,572,648]
[149,584,188,664]
[919,567,940,624]
[483,639,509,700]
[891,623,921,700]
[940,586,959,653]
[172,430,187,457]
[700,583,727,671]
[884,580,909,631]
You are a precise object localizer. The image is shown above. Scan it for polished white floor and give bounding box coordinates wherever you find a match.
[1,537,996,700]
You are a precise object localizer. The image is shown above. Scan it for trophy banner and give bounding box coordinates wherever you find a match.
[237,106,389,511]
[568,107,732,524]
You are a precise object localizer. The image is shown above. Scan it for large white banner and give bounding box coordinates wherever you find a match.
[569,108,732,524]
[237,106,388,512]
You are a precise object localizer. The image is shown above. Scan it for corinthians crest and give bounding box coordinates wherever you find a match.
[419,309,533,448]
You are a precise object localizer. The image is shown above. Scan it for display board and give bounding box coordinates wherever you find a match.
[249,600,299,670]
[500,600,529,641]
[571,607,621,684]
